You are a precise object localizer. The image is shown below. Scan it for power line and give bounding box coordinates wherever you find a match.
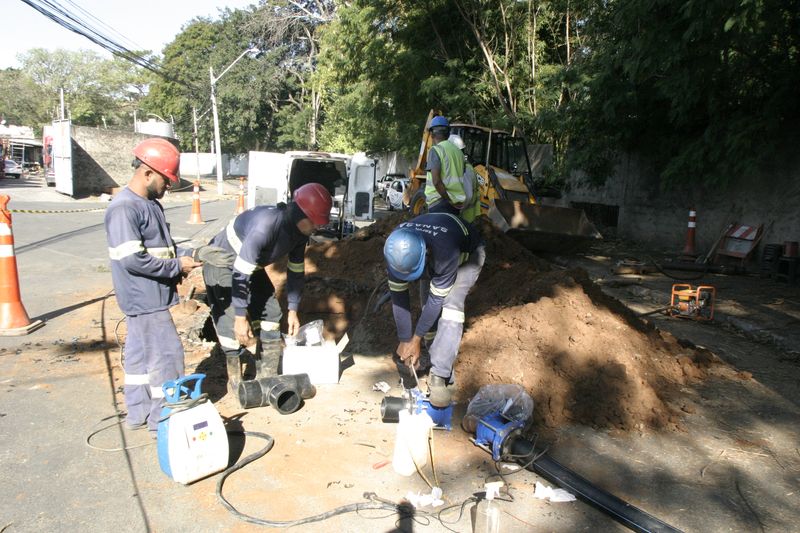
[18,0,200,93]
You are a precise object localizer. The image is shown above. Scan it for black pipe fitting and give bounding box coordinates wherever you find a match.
[237,374,316,414]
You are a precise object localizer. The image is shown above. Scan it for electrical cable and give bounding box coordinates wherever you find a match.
[19,0,200,92]
[216,431,398,527]
[85,413,155,452]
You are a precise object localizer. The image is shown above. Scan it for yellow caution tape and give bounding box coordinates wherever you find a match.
[7,207,107,214]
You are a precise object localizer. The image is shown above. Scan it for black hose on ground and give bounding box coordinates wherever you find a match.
[508,436,683,533]
[216,431,397,528]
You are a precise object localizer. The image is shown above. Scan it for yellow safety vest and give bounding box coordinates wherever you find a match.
[425,140,466,208]
[460,163,481,222]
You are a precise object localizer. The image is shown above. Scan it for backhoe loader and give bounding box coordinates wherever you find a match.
[404,110,601,253]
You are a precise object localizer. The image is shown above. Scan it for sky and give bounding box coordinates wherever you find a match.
[2,0,259,69]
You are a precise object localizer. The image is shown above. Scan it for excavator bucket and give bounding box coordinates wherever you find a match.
[488,199,602,253]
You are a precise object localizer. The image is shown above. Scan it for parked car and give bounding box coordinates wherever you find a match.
[3,160,23,179]
[385,178,409,211]
[376,172,405,200]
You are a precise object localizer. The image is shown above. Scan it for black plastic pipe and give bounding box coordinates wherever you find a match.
[508,436,683,533]
[237,374,316,414]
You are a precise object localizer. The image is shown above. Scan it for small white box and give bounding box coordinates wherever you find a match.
[281,334,348,385]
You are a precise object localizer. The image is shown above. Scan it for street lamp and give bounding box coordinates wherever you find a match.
[210,47,260,195]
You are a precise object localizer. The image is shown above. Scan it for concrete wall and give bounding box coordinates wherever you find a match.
[560,153,800,259]
[373,151,414,178]
[71,127,154,195]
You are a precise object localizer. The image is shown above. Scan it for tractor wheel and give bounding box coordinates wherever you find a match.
[409,191,428,216]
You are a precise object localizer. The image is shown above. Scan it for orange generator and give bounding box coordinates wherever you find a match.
[669,284,716,321]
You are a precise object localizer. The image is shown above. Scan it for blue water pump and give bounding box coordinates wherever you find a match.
[472,412,526,461]
[380,387,454,430]
[157,374,229,484]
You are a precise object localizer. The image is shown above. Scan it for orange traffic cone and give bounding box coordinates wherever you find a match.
[0,196,44,336]
[681,208,697,258]
[234,178,246,215]
[187,179,205,225]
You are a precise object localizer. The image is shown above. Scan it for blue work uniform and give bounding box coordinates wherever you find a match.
[202,203,307,376]
[104,187,190,432]
[388,212,486,382]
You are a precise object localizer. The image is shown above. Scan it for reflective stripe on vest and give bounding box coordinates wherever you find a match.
[226,217,262,275]
[109,241,175,260]
[425,140,466,206]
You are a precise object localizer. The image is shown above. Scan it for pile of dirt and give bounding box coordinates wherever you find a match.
[268,213,722,432]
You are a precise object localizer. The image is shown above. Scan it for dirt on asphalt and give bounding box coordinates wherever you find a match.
[289,212,742,435]
[5,202,799,532]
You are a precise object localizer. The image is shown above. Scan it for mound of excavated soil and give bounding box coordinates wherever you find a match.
[266,213,720,432]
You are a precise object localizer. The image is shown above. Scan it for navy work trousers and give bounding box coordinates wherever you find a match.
[123,309,185,432]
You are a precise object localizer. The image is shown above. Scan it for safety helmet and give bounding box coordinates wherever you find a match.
[133,138,180,183]
[429,115,449,129]
[293,183,332,226]
[384,228,426,281]
[448,134,465,150]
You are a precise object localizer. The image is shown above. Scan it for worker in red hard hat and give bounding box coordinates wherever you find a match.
[199,182,333,395]
[104,138,202,437]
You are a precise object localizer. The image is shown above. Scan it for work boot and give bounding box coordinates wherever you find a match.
[257,340,281,378]
[226,355,242,394]
[428,374,452,408]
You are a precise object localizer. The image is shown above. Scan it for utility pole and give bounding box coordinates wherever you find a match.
[209,47,259,196]
[192,106,201,182]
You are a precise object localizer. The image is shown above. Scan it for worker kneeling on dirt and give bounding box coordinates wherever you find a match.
[105,138,202,436]
[384,212,486,406]
[200,183,332,393]
[425,115,467,216]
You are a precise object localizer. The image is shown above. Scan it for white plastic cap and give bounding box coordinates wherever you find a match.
[485,481,504,500]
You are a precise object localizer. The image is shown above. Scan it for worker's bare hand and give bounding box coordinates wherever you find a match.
[234,315,254,346]
[179,255,202,274]
[286,310,301,337]
[397,336,422,367]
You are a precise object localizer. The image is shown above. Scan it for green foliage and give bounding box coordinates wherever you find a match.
[570,0,800,188]
[9,48,149,128]
[0,68,51,129]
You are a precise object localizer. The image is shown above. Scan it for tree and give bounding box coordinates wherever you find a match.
[17,48,149,127]
[569,0,800,188]
[245,0,337,150]
[0,68,52,129]
[143,8,286,153]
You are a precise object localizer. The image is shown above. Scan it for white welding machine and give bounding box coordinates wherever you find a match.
[157,374,229,484]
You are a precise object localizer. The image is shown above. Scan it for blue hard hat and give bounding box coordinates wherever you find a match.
[429,115,449,130]
[384,228,426,281]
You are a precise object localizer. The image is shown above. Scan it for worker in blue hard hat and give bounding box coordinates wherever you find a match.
[424,115,468,216]
[383,212,486,407]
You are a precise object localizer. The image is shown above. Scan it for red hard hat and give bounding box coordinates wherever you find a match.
[293,183,332,226]
[133,138,180,183]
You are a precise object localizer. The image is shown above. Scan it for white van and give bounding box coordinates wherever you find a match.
[247,150,376,235]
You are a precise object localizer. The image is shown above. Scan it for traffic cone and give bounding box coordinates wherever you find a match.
[681,208,697,258]
[187,179,205,225]
[234,178,246,215]
[0,196,44,336]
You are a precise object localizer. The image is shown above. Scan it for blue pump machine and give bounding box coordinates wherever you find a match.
[157,374,229,484]
[472,412,526,461]
[380,387,454,430]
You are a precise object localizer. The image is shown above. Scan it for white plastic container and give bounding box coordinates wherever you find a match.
[392,410,435,476]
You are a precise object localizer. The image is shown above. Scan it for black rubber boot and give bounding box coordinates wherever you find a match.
[257,339,281,378]
[226,355,242,395]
